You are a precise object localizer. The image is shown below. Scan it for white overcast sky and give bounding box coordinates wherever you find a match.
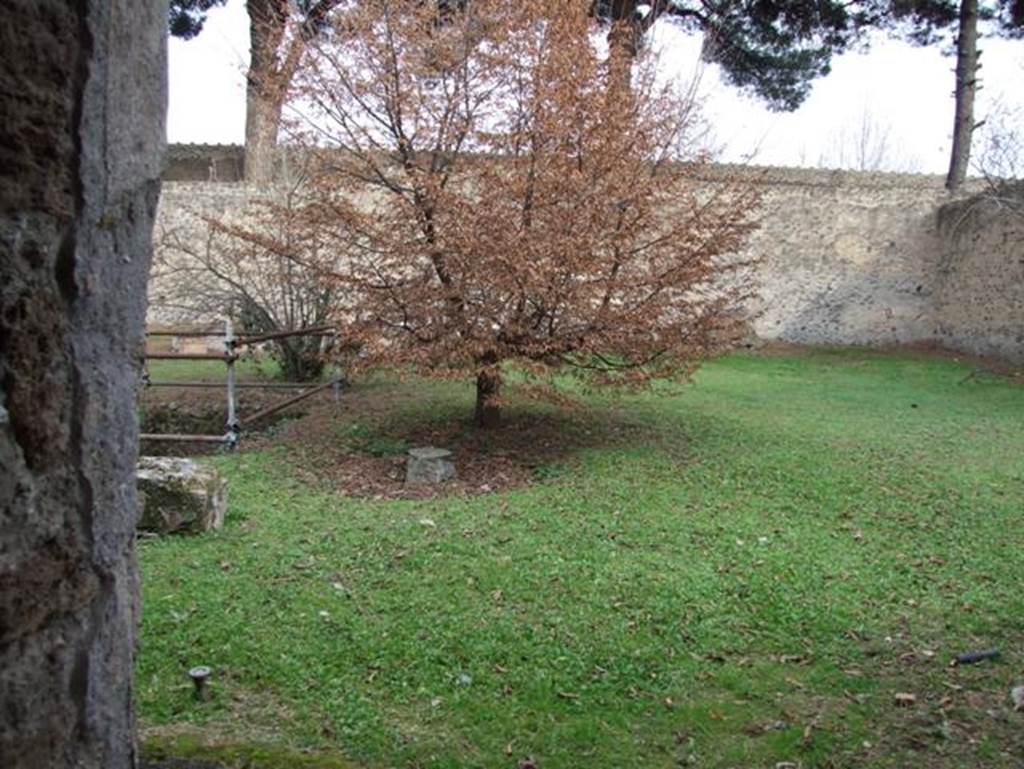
[167,0,1024,174]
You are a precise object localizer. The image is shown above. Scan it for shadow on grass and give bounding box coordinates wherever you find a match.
[268,381,693,499]
[141,735,358,769]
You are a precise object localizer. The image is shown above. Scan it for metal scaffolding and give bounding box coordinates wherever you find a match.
[140,321,342,448]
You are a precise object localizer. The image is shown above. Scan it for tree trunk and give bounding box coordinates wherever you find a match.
[245,87,284,184]
[946,0,980,191]
[276,338,325,382]
[606,22,637,105]
[244,0,289,184]
[1,1,163,766]
[475,369,502,429]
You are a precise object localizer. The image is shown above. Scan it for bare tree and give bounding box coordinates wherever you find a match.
[882,0,1022,190]
[152,181,341,381]
[244,0,341,183]
[974,93,1024,214]
[260,0,759,427]
[170,0,341,183]
[818,104,923,172]
[977,94,1024,177]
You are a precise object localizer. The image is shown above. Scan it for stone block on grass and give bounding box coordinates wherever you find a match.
[137,456,227,534]
[405,447,456,485]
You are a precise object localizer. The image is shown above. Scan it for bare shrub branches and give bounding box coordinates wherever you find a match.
[153,180,342,380]
[975,95,1024,217]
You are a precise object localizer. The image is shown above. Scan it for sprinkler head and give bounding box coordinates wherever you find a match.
[188,665,212,701]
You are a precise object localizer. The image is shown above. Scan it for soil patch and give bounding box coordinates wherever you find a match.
[139,384,313,456]
[269,387,670,500]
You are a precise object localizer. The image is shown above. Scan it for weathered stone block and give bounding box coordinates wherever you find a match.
[137,457,227,534]
[406,447,456,485]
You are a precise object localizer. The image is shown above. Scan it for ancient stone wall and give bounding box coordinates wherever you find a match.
[934,187,1024,363]
[155,149,1022,364]
[0,1,166,767]
[150,182,262,323]
[709,166,959,347]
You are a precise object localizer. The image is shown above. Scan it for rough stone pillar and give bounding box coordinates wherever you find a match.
[0,1,166,768]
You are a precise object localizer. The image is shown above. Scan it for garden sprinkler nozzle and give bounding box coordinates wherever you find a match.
[188,665,212,701]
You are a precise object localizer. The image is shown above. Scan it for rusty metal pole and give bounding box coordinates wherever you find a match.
[332,364,342,405]
[224,319,239,450]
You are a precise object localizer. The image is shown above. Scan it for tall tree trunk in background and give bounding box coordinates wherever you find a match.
[245,84,285,185]
[245,0,289,184]
[243,1,337,183]
[606,21,638,100]
[598,0,665,102]
[946,0,980,191]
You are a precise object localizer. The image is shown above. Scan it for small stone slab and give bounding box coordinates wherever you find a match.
[1011,685,1024,711]
[405,447,456,485]
[137,456,227,534]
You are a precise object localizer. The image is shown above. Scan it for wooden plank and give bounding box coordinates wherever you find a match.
[235,325,335,345]
[139,433,228,443]
[146,330,223,338]
[241,379,335,425]
[146,381,323,389]
[144,352,235,361]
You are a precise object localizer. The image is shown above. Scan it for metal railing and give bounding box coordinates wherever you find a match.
[140,320,342,449]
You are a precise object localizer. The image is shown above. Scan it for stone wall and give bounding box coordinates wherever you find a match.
[713,166,959,347]
[150,182,263,322]
[156,149,1023,364]
[0,1,166,767]
[165,143,245,183]
[934,186,1024,363]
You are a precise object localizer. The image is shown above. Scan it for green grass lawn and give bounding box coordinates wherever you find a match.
[137,349,1024,769]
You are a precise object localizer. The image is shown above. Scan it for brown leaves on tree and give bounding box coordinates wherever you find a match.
[267,0,760,426]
